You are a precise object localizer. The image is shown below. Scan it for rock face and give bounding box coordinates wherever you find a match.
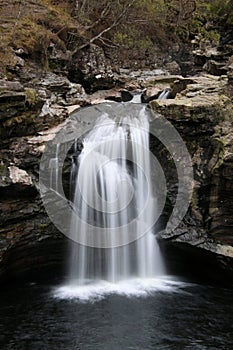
[0,73,89,145]
[150,75,233,266]
[0,123,68,280]
[0,67,124,281]
[0,70,89,280]
[1,0,233,283]
[68,45,118,92]
[1,66,233,282]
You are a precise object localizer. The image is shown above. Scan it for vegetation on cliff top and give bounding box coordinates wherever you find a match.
[0,0,232,75]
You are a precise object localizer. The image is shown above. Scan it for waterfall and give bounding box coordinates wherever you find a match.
[158,88,170,100]
[68,105,164,286]
[49,144,60,192]
[131,94,143,104]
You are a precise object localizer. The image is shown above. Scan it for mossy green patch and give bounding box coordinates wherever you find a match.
[25,88,39,107]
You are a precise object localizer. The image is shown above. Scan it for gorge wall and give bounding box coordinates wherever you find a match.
[1,0,233,283]
[1,67,233,283]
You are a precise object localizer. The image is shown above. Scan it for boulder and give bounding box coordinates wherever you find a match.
[203,60,228,76]
[68,45,116,92]
[165,60,181,75]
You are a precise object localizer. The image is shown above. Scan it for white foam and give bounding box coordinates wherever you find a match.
[53,276,191,302]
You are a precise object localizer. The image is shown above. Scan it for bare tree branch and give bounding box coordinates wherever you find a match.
[84,4,111,30]
[80,0,88,12]
[12,0,23,38]
[98,37,119,48]
[71,0,137,56]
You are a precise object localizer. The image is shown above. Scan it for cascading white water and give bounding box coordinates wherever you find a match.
[158,88,170,100]
[49,144,60,192]
[68,105,165,286]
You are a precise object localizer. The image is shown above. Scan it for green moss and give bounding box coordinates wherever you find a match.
[0,48,18,74]
[25,88,38,107]
[3,112,37,128]
[0,163,8,177]
[37,223,48,229]
[0,0,76,73]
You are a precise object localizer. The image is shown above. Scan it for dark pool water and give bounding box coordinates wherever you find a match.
[1,277,233,350]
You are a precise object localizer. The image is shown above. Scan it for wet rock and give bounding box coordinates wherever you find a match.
[0,73,89,144]
[120,90,134,102]
[65,83,87,106]
[0,125,65,280]
[141,87,169,103]
[164,61,181,75]
[0,163,11,187]
[150,75,233,261]
[39,98,69,124]
[0,80,26,121]
[192,34,233,78]
[226,55,233,84]
[0,80,24,92]
[203,60,228,76]
[0,162,36,199]
[193,51,207,66]
[169,78,194,98]
[1,65,233,279]
[0,91,25,112]
[37,72,88,106]
[0,80,43,142]
[177,74,228,96]
[8,166,32,186]
[47,42,71,74]
[40,73,71,94]
[88,88,121,104]
[151,93,230,124]
[68,45,116,92]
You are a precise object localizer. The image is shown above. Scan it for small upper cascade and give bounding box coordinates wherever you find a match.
[158,88,170,100]
[131,94,143,103]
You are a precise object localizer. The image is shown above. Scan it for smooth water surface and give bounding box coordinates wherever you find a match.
[1,277,233,350]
